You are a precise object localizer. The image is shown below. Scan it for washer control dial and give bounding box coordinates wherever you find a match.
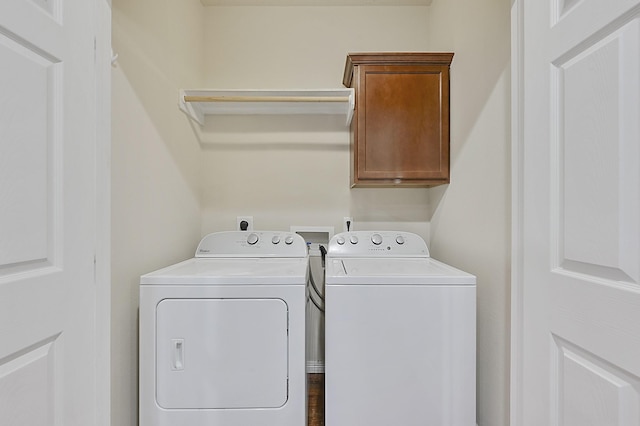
[247,233,259,245]
[327,231,429,257]
[271,235,280,244]
[285,235,295,245]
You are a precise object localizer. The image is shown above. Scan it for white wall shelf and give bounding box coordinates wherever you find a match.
[179,89,355,126]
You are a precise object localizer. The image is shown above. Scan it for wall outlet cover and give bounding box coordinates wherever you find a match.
[236,216,253,231]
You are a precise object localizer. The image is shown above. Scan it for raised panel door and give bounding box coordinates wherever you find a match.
[344,53,453,187]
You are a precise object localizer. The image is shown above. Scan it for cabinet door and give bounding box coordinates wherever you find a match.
[352,64,450,187]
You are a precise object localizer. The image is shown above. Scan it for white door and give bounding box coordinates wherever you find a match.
[512,1,640,425]
[0,0,110,425]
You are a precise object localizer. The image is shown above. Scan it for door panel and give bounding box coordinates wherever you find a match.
[552,17,640,285]
[156,298,289,410]
[0,23,61,275]
[515,0,640,425]
[0,339,57,425]
[551,337,640,426]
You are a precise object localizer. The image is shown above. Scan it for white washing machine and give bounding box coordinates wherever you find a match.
[325,231,476,426]
[139,231,308,426]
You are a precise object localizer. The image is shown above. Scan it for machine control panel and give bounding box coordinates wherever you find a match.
[328,231,429,257]
[196,231,308,258]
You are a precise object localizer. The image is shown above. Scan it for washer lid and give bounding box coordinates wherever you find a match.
[140,257,309,285]
[326,257,475,285]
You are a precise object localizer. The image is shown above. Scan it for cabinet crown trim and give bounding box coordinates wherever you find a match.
[342,52,454,87]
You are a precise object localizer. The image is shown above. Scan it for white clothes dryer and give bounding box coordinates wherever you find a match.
[139,231,308,426]
[325,231,476,426]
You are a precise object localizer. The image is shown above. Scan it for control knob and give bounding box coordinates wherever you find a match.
[371,233,383,245]
[285,235,294,245]
[350,235,359,245]
[396,235,405,245]
[247,233,259,245]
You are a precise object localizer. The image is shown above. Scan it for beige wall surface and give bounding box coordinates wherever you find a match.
[426,1,511,426]
[200,6,432,237]
[111,2,511,426]
[111,1,204,425]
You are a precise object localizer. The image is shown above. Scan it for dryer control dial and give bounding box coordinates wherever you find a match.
[336,236,345,245]
[349,235,359,245]
[285,236,295,245]
[271,235,281,244]
[247,233,259,245]
[371,233,383,245]
[396,235,405,245]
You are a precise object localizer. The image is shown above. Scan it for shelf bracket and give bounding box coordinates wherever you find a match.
[179,90,205,126]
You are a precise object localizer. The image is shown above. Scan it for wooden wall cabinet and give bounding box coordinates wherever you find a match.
[343,52,454,187]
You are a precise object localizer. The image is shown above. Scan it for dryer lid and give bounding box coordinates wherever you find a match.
[140,257,309,285]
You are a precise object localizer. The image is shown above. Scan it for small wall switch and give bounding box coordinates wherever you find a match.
[236,216,253,231]
[343,217,353,232]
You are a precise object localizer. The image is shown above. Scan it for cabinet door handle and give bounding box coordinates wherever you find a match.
[171,339,184,370]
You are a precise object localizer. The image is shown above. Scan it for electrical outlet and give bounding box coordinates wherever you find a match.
[343,217,353,232]
[236,216,253,231]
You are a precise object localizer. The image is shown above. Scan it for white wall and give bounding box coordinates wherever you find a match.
[200,6,433,238]
[426,1,511,425]
[110,1,204,425]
